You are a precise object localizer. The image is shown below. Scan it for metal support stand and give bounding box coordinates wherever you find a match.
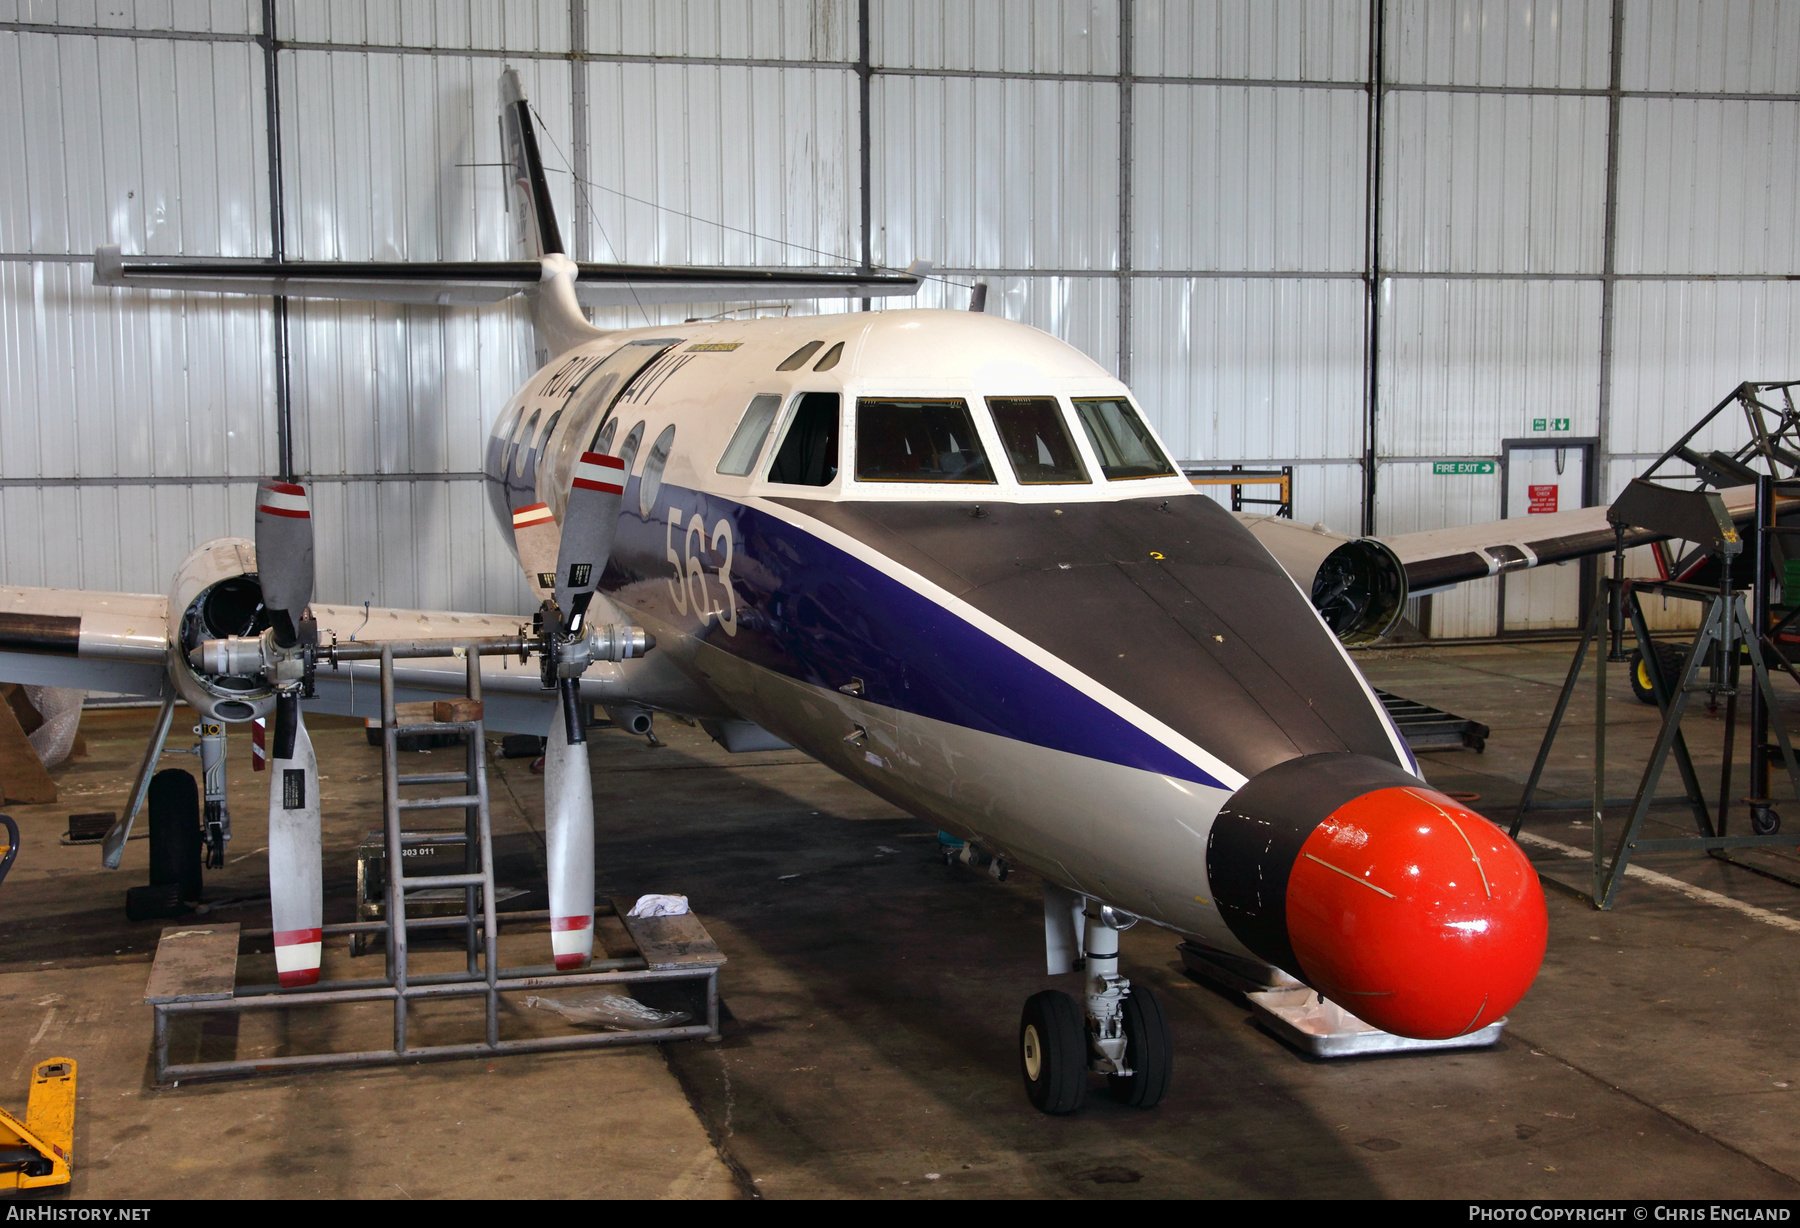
[144,637,723,1083]
[1513,570,1800,908]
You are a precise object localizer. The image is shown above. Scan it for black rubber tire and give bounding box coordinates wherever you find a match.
[1108,984,1174,1108]
[1628,649,1655,705]
[147,768,203,902]
[1020,990,1086,1115]
[1629,644,1688,706]
[1752,806,1782,836]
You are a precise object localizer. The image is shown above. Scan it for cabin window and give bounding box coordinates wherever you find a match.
[988,397,1090,485]
[510,408,541,478]
[590,413,619,454]
[813,341,844,372]
[717,394,783,476]
[855,398,994,484]
[777,341,824,371]
[639,425,677,516]
[1071,398,1177,480]
[767,393,840,487]
[616,420,646,479]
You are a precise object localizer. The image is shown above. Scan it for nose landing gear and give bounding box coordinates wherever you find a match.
[1019,903,1172,1114]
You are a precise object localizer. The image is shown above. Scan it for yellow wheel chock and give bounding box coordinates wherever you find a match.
[1,1058,76,1190]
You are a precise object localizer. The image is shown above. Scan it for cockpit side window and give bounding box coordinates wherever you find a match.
[767,393,840,487]
[854,398,995,484]
[717,394,782,476]
[988,397,1090,485]
[1071,398,1177,480]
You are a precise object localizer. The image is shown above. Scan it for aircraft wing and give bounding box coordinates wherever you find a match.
[0,586,170,695]
[0,588,657,736]
[1377,483,1772,593]
[1233,482,1789,642]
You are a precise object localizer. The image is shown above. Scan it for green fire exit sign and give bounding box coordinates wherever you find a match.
[1533,418,1571,431]
[1433,461,1496,475]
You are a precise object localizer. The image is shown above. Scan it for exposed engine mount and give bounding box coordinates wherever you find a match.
[167,538,276,722]
[1310,538,1409,645]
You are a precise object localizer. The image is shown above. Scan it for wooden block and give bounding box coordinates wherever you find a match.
[614,900,726,971]
[393,701,438,727]
[144,923,240,1003]
[0,692,55,804]
[433,698,484,723]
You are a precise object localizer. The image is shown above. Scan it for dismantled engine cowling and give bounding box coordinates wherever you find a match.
[167,537,277,722]
[1310,538,1408,645]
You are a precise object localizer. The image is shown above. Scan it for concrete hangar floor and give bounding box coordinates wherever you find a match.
[2,641,1798,1200]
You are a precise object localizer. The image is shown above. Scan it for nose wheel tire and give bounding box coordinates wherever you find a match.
[1020,990,1086,1115]
[1108,984,1173,1108]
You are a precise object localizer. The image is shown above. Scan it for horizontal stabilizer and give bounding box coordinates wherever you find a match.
[94,247,927,307]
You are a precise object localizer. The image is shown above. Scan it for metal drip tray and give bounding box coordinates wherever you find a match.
[1248,987,1507,1058]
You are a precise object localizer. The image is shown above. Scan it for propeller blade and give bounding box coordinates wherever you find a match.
[555,452,625,624]
[255,479,314,647]
[511,503,559,603]
[267,706,322,988]
[543,713,595,971]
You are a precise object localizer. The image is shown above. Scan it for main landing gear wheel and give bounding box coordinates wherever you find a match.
[1108,984,1173,1108]
[1020,990,1086,1115]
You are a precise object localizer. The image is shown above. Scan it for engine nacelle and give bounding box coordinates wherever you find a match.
[1237,517,1409,646]
[166,537,277,722]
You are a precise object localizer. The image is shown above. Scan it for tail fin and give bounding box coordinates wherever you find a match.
[500,69,565,261]
[499,68,599,356]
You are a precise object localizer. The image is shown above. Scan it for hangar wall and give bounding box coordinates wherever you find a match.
[2,1,1799,635]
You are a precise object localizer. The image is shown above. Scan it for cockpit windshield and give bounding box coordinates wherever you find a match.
[855,399,995,484]
[988,397,1090,484]
[1071,398,1177,480]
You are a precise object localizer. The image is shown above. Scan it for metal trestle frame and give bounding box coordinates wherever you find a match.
[148,637,722,1083]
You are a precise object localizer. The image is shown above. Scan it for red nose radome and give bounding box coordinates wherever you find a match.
[1283,786,1547,1039]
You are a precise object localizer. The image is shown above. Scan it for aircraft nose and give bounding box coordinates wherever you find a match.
[1207,752,1547,1040]
[1285,784,1547,1038]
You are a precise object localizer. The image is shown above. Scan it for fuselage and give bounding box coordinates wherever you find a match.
[482,307,1418,957]
[480,308,1417,958]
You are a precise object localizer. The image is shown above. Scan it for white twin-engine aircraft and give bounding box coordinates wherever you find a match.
[7,69,1712,1113]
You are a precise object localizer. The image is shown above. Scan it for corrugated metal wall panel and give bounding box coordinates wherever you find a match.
[309,477,529,612]
[1388,0,1611,89]
[1620,0,1800,93]
[1608,280,1800,457]
[1383,91,1607,274]
[1379,278,1601,456]
[1191,462,1364,536]
[583,60,859,268]
[1131,276,1366,471]
[1378,459,1501,636]
[0,263,276,481]
[283,51,568,261]
[911,272,1118,373]
[1134,83,1366,272]
[871,0,1117,75]
[871,73,1118,271]
[590,0,852,62]
[1614,98,1800,276]
[1134,0,1368,81]
[277,0,571,53]
[0,31,268,256]
[0,0,259,34]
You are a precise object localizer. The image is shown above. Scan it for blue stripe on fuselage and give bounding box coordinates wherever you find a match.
[601,480,1227,790]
